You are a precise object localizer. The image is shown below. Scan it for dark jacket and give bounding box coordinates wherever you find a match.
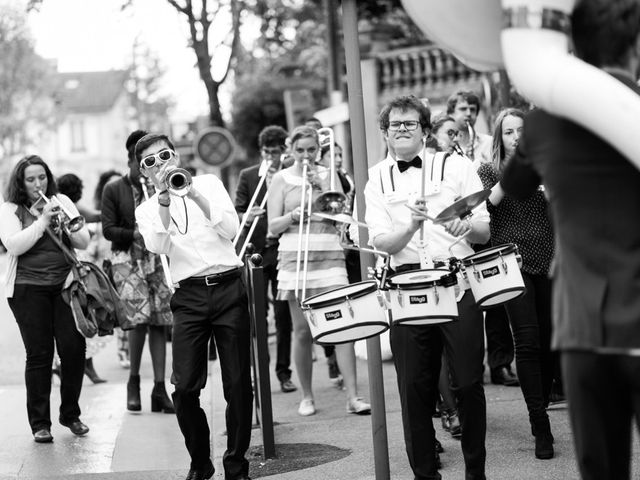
[234,164,268,254]
[101,175,138,253]
[502,73,640,350]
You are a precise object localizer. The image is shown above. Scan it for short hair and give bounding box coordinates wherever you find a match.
[57,173,84,203]
[304,117,323,129]
[378,95,432,132]
[134,133,175,163]
[320,142,342,160]
[5,155,58,205]
[94,169,122,210]
[126,129,148,163]
[490,107,525,171]
[258,125,288,149]
[290,125,319,147]
[445,90,481,115]
[431,113,456,134]
[572,0,640,68]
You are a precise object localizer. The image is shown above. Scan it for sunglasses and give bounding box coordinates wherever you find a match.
[140,149,175,168]
[446,129,459,138]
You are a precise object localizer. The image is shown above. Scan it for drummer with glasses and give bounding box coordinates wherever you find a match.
[363,95,490,480]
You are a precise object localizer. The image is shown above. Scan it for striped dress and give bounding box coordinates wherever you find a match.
[276,169,348,301]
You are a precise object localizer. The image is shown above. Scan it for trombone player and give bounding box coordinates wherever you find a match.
[134,133,253,480]
[234,125,297,394]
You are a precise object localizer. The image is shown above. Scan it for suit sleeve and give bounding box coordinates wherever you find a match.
[234,169,251,218]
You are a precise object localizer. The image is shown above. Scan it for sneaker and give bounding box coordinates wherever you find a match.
[280,379,297,393]
[298,398,316,416]
[346,397,371,415]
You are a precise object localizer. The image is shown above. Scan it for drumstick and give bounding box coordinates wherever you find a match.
[404,203,436,223]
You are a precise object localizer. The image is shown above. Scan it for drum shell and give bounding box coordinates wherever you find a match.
[461,243,526,309]
[301,280,389,345]
[386,269,459,325]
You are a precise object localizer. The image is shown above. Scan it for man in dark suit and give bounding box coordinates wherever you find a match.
[235,125,296,393]
[501,2,640,478]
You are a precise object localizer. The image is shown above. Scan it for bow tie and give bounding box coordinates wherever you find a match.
[396,156,422,173]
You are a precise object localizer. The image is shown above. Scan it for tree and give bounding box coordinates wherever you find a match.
[0,4,58,160]
[127,38,174,133]
[164,0,243,127]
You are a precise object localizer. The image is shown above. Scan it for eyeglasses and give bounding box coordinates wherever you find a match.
[388,120,420,131]
[261,147,283,157]
[446,129,459,138]
[140,149,175,168]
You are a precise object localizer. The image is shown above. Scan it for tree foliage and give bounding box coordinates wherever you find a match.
[0,3,58,160]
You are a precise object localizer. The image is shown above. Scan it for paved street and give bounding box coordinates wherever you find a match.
[0,252,637,479]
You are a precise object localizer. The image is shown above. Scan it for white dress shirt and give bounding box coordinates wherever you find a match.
[135,174,242,283]
[364,153,489,269]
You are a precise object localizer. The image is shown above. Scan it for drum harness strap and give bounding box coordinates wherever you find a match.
[379,152,450,194]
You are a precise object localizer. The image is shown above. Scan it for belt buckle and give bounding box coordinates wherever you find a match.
[205,275,219,287]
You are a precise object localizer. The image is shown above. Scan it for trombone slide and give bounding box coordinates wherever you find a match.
[233,160,271,248]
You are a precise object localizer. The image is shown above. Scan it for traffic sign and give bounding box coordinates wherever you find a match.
[194,127,236,167]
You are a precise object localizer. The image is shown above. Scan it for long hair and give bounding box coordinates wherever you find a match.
[5,155,57,206]
[94,169,122,210]
[490,108,524,173]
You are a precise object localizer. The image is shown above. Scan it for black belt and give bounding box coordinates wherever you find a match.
[178,267,242,287]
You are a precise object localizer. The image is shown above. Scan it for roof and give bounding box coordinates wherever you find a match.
[54,70,128,114]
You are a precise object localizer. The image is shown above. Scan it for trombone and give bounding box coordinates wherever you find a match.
[139,177,175,292]
[34,190,85,234]
[315,127,347,214]
[232,159,273,257]
[294,157,314,303]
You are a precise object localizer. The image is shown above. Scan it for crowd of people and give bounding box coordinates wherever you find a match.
[2,2,640,480]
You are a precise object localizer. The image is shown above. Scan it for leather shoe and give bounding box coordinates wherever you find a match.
[60,419,89,436]
[491,366,520,386]
[185,461,214,480]
[33,428,53,443]
[280,378,297,393]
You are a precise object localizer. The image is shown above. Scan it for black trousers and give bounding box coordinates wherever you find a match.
[8,283,86,433]
[485,305,514,372]
[562,351,640,480]
[170,276,253,479]
[391,290,486,480]
[504,273,553,424]
[262,242,293,382]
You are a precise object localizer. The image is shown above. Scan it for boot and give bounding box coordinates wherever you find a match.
[442,409,462,438]
[84,358,107,384]
[151,381,175,414]
[532,415,554,459]
[127,374,141,411]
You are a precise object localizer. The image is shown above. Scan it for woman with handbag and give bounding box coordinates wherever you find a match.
[0,155,91,443]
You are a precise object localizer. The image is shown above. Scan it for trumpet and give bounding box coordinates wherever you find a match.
[315,127,347,214]
[466,120,476,160]
[34,190,85,234]
[164,167,192,196]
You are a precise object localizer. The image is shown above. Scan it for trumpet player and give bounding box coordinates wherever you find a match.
[101,130,174,415]
[0,155,90,444]
[267,125,371,417]
[234,125,297,394]
[134,133,252,480]
[446,90,492,165]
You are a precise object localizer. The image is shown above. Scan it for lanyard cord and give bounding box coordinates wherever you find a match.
[170,197,189,235]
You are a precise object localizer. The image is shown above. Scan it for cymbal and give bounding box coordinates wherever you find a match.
[313,212,369,228]
[434,189,491,224]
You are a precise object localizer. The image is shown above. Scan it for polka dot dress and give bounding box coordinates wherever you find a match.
[478,162,554,275]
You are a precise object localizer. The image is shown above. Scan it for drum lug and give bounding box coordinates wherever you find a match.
[397,291,404,308]
[473,265,481,282]
[346,297,354,318]
[303,307,317,327]
[516,253,523,268]
[434,287,440,305]
[377,291,388,310]
[499,252,508,274]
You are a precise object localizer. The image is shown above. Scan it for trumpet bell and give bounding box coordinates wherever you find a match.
[66,215,86,233]
[165,168,192,197]
[314,191,347,214]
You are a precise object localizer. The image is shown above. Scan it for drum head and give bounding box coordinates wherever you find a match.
[477,287,527,310]
[462,243,517,266]
[302,281,378,309]
[388,269,456,289]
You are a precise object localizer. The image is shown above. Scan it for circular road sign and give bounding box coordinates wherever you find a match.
[194,127,236,167]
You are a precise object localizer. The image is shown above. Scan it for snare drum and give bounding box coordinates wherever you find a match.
[301,281,389,345]
[461,243,525,309]
[386,269,459,326]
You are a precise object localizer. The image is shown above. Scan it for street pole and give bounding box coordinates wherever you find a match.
[341,1,390,479]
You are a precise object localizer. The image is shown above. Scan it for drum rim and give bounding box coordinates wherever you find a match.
[301,280,379,309]
[462,242,518,266]
[387,269,458,289]
[390,314,457,325]
[474,286,527,310]
[313,322,390,346]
